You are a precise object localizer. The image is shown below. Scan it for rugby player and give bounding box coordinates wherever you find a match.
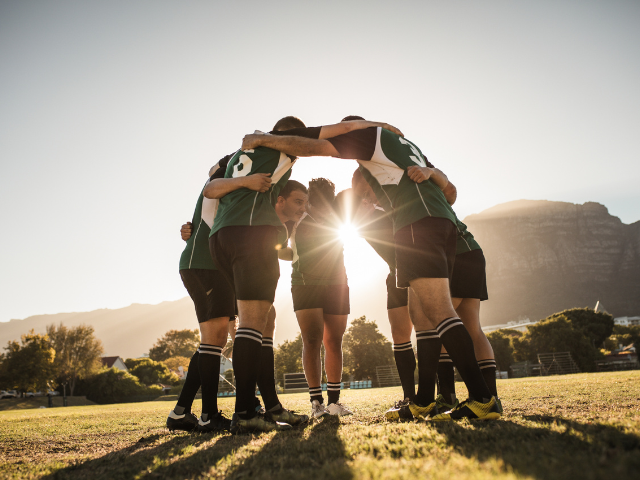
[167,154,272,433]
[241,123,501,421]
[205,117,400,433]
[289,178,352,418]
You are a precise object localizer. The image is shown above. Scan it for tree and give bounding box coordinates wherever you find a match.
[124,358,179,385]
[84,368,163,404]
[1,330,57,393]
[486,330,516,371]
[46,323,104,396]
[162,356,191,372]
[513,315,598,371]
[148,329,200,361]
[547,308,614,348]
[342,316,393,381]
[274,333,303,379]
[611,325,640,349]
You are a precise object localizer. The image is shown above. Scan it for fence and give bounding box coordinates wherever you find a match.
[376,365,402,388]
[537,352,580,375]
[283,373,309,393]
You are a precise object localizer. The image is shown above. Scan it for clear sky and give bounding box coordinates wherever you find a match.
[1,0,639,341]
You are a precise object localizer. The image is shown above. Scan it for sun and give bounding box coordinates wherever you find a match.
[339,223,359,244]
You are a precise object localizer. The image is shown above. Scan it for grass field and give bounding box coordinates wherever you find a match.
[1,371,639,480]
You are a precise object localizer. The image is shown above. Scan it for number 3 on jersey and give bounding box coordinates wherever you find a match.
[232,154,253,178]
[398,137,426,167]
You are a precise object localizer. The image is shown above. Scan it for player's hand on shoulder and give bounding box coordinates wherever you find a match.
[242,134,263,151]
[380,123,404,137]
[407,166,434,184]
[181,222,193,241]
[243,173,272,192]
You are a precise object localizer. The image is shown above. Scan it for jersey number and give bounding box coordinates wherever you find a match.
[232,155,253,178]
[398,137,426,167]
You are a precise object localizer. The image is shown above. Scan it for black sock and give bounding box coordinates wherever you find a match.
[327,382,341,405]
[437,353,456,405]
[256,337,281,411]
[478,359,498,397]
[198,344,222,420]
[175,349,201,414]
[415,330,441,406]
[233,328,263,418]
[393,342,416,400]
[436,317,491,401]
[309,386,323,404]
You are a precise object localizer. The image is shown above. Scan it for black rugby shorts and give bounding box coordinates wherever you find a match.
[291,284,350,315]
[180,269,236,322]
[394,216,457,288]
[209,225,281,303]
[450,249,489,301]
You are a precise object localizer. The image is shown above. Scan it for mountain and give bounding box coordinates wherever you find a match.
[465,200,640,326]
[0,298,197,359]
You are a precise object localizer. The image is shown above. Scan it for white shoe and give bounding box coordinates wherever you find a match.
[326,402,353,416]
[311,400,329,419]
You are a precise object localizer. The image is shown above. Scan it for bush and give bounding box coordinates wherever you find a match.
[85,368,162,404]
[124,358,180,386]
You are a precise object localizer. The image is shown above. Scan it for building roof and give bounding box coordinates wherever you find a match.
[101,356,124,368]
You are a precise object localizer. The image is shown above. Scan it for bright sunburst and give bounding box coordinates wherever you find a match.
[339,223,359,244]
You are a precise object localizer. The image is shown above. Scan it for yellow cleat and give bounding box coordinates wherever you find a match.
[431,396,501,422]
[408,401,439,421]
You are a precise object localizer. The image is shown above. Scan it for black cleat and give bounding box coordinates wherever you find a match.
[167,410,198,432]
[230,412,292,435]
[385,399,414,422]
[197,411,232,433]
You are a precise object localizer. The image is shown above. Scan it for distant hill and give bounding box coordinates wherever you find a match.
[466,200,640,326]
[0,298,197,359]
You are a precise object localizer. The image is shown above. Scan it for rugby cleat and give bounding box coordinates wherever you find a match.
[167,410,198,432]
[385,399,414,422]
[435,394,459,412]
[197,411,232,433]
[311,400,329,419]
[431,396,501,421]
[326,402,353,416]
[230,412,292,434]
[408,401,439,421]
[267,406,309,426]
[495,397,503,414]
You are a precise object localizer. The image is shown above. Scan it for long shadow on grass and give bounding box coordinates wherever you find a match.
[225,416,353,480]
[42,431,252,480]
[144,416,353,480]
[434,415,640,480]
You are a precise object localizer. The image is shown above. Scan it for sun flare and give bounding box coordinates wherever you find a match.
[339,223,359,244]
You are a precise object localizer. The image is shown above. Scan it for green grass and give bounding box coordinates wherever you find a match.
[1,371,639,479]
[0,396,95,412]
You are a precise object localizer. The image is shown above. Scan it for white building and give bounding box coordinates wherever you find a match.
[614,316,640,327]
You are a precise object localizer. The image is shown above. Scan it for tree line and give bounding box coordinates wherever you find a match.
[486,307,638,372]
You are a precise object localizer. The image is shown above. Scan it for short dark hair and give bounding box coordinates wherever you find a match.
[273,116,306,131]
[308,177,335,208]
[341,115,365,122]
[279,180,308,199]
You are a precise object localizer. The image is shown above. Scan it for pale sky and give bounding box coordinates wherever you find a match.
[1,0,639,343]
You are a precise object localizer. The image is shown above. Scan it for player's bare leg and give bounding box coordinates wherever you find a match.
[323,313,351,415]
[297,308,328,418]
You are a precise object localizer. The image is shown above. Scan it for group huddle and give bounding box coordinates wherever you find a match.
[167,116,502,435]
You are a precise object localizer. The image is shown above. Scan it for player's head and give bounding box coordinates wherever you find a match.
[308,177,336,221]
[341,115,365,122]
[334,188,364,226]
[276,180,308,222]
[273,116,305,131]
[352,168,378,209]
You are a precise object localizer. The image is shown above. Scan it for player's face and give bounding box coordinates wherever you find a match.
[281,190,308,222]
[354,180,378,208]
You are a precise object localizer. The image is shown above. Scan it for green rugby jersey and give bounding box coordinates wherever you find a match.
[455,218,481,255]
[290,212,348,286]
[210,128,321,244]
[179,156,231,271]
[327,128,458,234]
